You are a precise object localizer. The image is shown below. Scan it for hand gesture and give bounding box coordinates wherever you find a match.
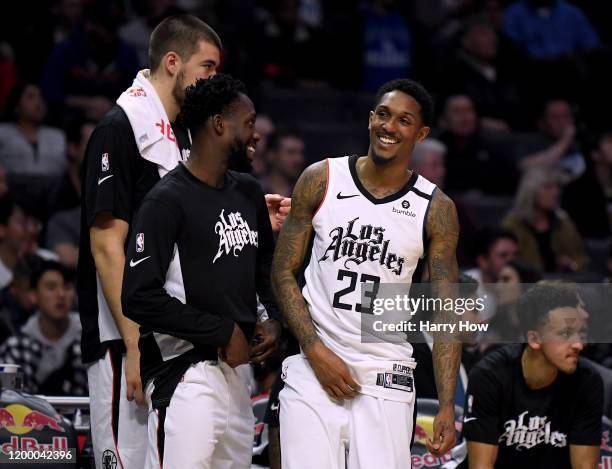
[426,406,456,457]
[306,341,360,400]
[219,324,250,368]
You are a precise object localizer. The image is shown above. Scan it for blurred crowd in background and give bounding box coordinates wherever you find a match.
[0,0,611,396]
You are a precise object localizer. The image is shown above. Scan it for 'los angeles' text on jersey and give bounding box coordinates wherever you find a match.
[318,217,404,275]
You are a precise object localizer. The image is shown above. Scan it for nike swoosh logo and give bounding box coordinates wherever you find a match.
[336,192,359,200]
[270,403,279,411]
[463,417,477,423]
[98,174,114,185]
[129,256,151,267]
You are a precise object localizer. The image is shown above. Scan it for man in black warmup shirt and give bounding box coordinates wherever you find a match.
[463,282,602,469]
[122,74,280,468]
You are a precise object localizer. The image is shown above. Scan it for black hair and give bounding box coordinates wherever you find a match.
[374,79,434,127]
[505,260,542,284]
[180,74,247,136]
[267,127,303,152]
[473,227,518,258]
[3,82,36,122]
[149,14,222,72]
[539,96,572,119]
[517,282,580,334]
[30,260,67,289]
[13,254,44,283]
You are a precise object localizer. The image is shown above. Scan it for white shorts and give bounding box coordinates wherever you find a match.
[87,348,148,469]
[144,360,255,469]
[279,355,415,469]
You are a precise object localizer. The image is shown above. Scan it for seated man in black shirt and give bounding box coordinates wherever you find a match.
[122,74,281,468]
[463,282,603,469]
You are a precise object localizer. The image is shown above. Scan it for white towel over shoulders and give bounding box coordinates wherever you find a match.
[116,70,185,177]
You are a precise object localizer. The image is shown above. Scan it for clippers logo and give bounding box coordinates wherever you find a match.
[213,209,258,263]
[499,411,567,450]
[102,449,117,469]
[101,153,109,172]
[136,233,144,253]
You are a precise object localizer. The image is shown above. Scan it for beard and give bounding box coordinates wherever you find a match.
[227,136,252,173]
[172,69,186,107]
[371,150,396,166]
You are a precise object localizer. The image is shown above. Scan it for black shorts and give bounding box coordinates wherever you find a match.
[264,370,284,428]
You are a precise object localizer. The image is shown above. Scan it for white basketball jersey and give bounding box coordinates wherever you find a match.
[302,155,436,400]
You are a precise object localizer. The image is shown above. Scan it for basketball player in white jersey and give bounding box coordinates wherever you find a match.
[271,78,461,469]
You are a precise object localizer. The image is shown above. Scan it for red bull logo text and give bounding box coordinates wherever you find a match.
[1,436,68,453]
[411,453,452,468]
[0,404,68,454]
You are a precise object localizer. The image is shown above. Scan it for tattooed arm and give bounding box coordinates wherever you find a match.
[426,188,461,457]
[271,161,360,399]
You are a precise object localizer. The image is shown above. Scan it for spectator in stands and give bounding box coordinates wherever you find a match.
[23,212,59,263]
[361,0,413,92]
[502,167,589,273]
[518,97,586,182]
[0,83,67,178]
[446,16,521,131]
[464,227,518,321]
[562,128,612,239]
[485,260,542,348]
[412,138,478,267]
[463,282,602,469]
[51,0,85,45]
[45,207,80,270]
[41,1,140,122]
[253,0,323,86]
[436,94,518,195]
[503,0,599,62]
[253,115,276,178]
[0,255,42,344]
[0,164,8,199]
[119,0,185,66]
[260,128,305,197]
[0,260,87,396]
[0,195,28,290]
[48,118,95,215]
